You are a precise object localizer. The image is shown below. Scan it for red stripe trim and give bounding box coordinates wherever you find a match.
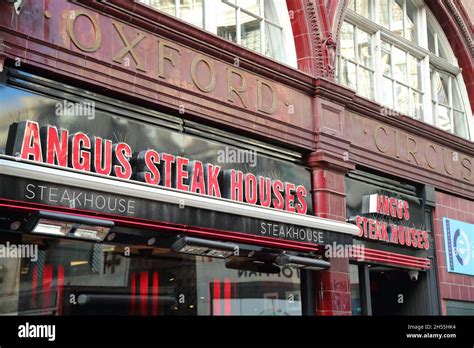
[0,199,321,252]
[363,247,431,263]
[359,248,430,269]
[224,278,231,316]
[350,246,431,269]
[42,264,53,309]
[56,265,64,315]
[213,279,221,316]
[363,254,430,269]
[363,250,430,267]
[152,272,159,316]
[363,251,430,264]
[140,272,149,316]
[31,264,38,308]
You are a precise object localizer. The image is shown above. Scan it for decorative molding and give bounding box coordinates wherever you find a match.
[304,0,324,77]
[303,0,348,79]
[446,0,474,58]
[321,34,337,78]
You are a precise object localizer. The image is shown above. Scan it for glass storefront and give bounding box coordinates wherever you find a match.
[0,235,301,316]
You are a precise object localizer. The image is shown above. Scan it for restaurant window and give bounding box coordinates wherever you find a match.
[139,0,297,67]
[337,0,472,140]
[0,236,302,316]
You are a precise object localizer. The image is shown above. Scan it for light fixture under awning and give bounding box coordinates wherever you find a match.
[171,236,238,258]
[29,211,114,242]
[275,254,331,271]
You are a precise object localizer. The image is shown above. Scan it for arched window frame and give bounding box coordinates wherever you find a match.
[338,0,473,141]
[140,0,297,67]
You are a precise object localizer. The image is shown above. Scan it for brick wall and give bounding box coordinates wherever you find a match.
[434,191,474,315]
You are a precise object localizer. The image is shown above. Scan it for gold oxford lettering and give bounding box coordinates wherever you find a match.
[66,10,278,115]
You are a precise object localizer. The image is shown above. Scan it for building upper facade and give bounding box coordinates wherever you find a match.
[0,0,472,198]
[135,0,473,142]
[337,0,472,140]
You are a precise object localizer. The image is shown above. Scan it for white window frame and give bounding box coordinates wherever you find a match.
[341,0,472,141]
[338,22,376,100]
[140,0,297,67]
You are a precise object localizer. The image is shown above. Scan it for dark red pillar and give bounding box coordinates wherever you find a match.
[307,92,355,315]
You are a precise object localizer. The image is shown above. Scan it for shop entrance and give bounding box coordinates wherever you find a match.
[351,263,435,316]
[370,267,418,315]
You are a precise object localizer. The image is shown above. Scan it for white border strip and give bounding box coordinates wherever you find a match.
[0,159,359,236]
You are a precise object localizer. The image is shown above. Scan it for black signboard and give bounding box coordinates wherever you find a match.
[346,173,430,259]
[0,174,351,248]
[0,82,313,213]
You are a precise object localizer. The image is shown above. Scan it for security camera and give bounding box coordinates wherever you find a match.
[408,270,419,282]
[3,0,23,15]
[13,0,23,15]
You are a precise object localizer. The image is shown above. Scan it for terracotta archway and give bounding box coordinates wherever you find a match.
[286,0,349,79]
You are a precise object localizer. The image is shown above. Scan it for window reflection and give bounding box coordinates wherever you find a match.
[395,83,408,115]
[393,47,407,84]
[353,0,418,43]
[139,0,295,66]
[350,264,362,315]
[0,237,302,316]
[431,68,468,137]
[379,0,389,28]
[341,60,357,91]
[238,0,259,15]
[359,67,374,99]
[383,77,393,108]
[180,0,204,28]
[453,111,468,139]
[391,0,404,37]
[340,22,355,60]
[381,42,391,76]
[352,0,370,18]
[337,21,374,100]
[405,0,417,42]
[408,55,420,90]
[357,28,372,67]
[217,2,237,43]
[240,13,261,52]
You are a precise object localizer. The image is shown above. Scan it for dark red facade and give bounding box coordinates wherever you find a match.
[0,0,472,315]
